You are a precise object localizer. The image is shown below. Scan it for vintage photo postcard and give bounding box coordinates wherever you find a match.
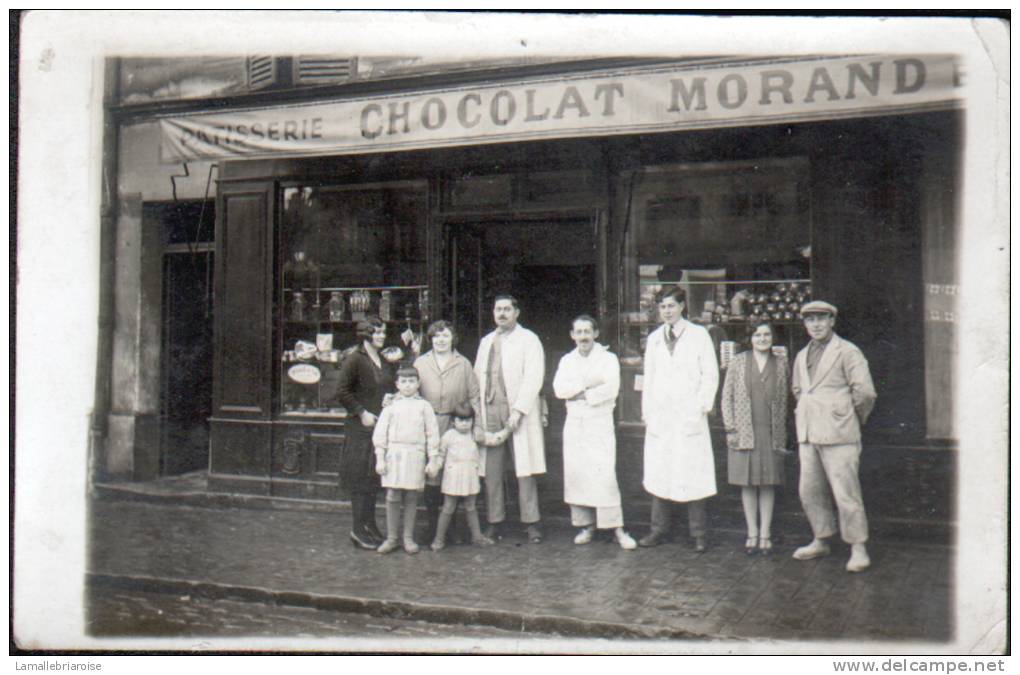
[12,11,1010,657]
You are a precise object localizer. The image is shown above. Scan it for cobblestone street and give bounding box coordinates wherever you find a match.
[86,494,954,650]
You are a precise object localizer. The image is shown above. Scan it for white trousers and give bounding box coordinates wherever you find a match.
[798,441,869,545]
[570,504,623,530]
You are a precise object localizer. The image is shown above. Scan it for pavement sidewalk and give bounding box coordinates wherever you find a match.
[87,482,954,649]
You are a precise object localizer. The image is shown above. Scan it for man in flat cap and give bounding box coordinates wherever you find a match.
[791,300,877,572]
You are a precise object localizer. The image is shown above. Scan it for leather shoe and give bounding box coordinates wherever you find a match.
[526,525,543,544]
[349,530,376,551]
[483,524,501,541]
[365,522,385,544]
[694,536,708,553]
[638,531,667,548]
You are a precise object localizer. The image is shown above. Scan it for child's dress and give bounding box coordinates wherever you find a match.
[438,428,482,496]
[372,394,440,490]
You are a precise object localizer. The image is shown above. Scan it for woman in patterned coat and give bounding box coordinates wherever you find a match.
[721,320,789,555]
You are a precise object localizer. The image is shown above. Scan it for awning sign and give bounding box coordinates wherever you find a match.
[159,54,963,162]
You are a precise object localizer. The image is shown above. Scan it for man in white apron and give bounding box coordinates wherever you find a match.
[552,315,637,550]
[474,295,547,543]
[639,286,719,552]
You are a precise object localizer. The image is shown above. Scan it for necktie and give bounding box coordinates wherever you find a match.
[486,334,501,403]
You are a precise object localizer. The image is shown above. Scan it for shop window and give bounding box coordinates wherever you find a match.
[618,158,811,426]
[278,182,428,418]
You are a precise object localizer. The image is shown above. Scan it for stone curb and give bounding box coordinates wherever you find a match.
[86,572,726,643]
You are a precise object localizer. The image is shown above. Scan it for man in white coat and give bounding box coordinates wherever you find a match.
[474,295,546,543]
[638,286,719,553]
[553,315,637,550]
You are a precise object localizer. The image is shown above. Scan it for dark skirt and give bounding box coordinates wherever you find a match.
[339,425,381,494]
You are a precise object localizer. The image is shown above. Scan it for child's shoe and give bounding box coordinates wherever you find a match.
[403,539,420,555]
[472,534,495,546]
[430,539,446,552]
[377,539,400,554]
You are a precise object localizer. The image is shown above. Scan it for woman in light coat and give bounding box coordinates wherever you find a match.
[639,286,719,552]
[721,320,789,556]
[413,320,483,543]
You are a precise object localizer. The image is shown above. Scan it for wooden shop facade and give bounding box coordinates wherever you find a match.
[98,54,963,532]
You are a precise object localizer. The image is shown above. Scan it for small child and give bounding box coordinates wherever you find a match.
[373,366,440,554]
[429,402,495,550]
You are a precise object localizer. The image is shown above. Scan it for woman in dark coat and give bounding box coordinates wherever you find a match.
[336,316,395,550]
[721,320,789,556]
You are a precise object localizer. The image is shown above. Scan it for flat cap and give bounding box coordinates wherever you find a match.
[799,300,838,317]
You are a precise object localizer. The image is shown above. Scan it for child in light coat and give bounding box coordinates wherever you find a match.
[429,402,496,550]
[373,366,440,554]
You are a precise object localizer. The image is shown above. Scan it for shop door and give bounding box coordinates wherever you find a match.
[448,219,597,427]
[149,201,215,476]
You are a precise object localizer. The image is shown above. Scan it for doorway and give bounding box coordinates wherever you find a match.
[145,201,215,476]
[447,217,597,426]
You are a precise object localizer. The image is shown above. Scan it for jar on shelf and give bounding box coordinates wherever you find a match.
[286,251,308,289]
[351,290,368,321]
[290,292,307,321]
[327,291,345,322]
[379,290,392,321]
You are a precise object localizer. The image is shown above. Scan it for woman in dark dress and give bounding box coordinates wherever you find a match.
[336,317,395,550]
[721,320,789,556]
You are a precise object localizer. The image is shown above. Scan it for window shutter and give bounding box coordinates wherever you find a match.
[293,56,357,86]
[247,55,278,91]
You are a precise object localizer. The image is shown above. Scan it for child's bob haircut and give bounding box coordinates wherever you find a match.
[395,366,420,381]
[452,402,474,420]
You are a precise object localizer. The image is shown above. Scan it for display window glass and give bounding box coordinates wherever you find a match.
[618,158,812,425]
[278,182,428,417]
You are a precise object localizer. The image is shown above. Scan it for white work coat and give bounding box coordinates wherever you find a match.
[473,324,546,477]
[553,343,622,508]
[641,319,719,502]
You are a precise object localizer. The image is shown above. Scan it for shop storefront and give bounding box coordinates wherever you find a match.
[103,54,963,531]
